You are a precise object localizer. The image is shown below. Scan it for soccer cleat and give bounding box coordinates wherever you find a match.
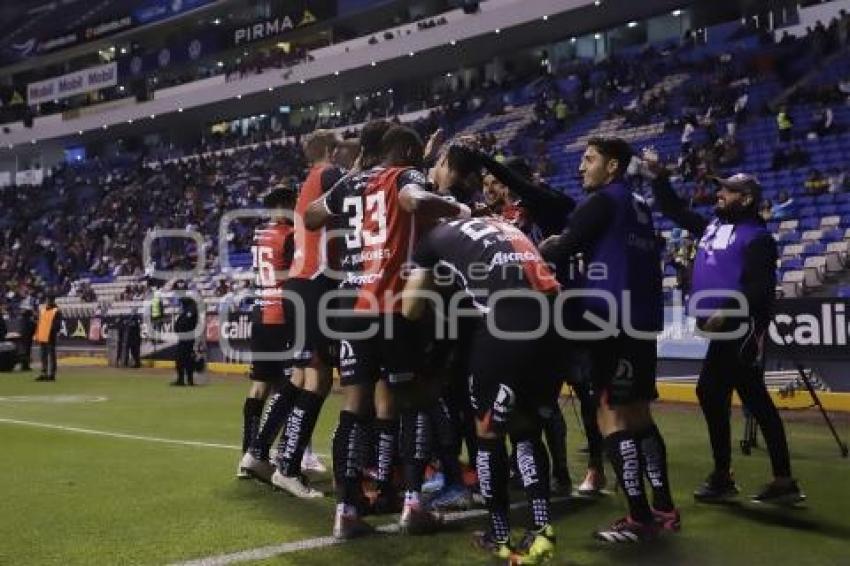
[399,503,444,535]
[471,530,514,561]
[652,507,681,532]
[551,473,573,497]
[693,472,739,503]
[512,524,556,564]
[751,480,806,505]
[235,453,252,479]
[577,468,606,497]
[300,448,327,474]
[333,510,374,540]
[594,516,659,543]
[422,471,445,494]
[426,484,473,511]
[271,470,323,498]
[238,452,275,483]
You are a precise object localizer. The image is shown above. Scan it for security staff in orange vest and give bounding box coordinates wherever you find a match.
[35,295,62,382]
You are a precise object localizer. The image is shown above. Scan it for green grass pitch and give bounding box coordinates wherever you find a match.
[0,367,848,565]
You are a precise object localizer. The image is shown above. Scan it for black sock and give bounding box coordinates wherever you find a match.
[242,397,265,454]
[542,404,570,483]
[374,418,398,494]
[430,398,463,486]
[251,380,299,460]
[476,436,511,542]
[605,430,652,523]
[400,409,432,496]
[514,434,552,529]
[576,383,603,470]
[276,389,325,477]
[332,410,367,506]
[639,424,675,512]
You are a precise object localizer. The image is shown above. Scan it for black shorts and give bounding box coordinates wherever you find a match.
[337,313,422,387]
[250,323,291,383]
[468,304,563,434]
[284,276,339,368]
[587,335,658,406]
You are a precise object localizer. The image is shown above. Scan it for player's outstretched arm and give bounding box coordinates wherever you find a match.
[398,184,471,219]
[648,172,709,237]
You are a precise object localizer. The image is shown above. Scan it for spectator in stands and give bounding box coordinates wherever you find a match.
[776,106,793,143]
[827,168,845,193]
[681,115,697,154]
[804,169,829,195]
[810,103,835,137]
[214,280,229,297]
[771,190,796,220]
[554,98,568,130]
[733,91,749,124]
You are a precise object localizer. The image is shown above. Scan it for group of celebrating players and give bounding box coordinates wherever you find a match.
[229,118,794,565]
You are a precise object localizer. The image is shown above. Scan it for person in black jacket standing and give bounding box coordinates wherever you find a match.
[19,307,35,371]
[172,298,198,387]
[644,152,804,505]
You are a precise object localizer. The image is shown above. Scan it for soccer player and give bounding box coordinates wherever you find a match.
[305,124,469,539]
[267,131,345,497]
[541,137,679,542]
[403,216,562,564]
[471,151,585,495]
[645,154,804,505]
[237,187,297,482]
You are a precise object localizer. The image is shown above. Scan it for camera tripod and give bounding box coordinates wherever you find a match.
[741,363,848,458]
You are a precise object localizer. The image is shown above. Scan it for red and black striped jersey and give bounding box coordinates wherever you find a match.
[251,221,294,325]
[412,216,559,312]
[324,165,427,312]
[290,164,344,280]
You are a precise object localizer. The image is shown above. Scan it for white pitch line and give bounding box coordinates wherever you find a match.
[172,496,570,566]
[0,418,243,450]
[0,417,331,458]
